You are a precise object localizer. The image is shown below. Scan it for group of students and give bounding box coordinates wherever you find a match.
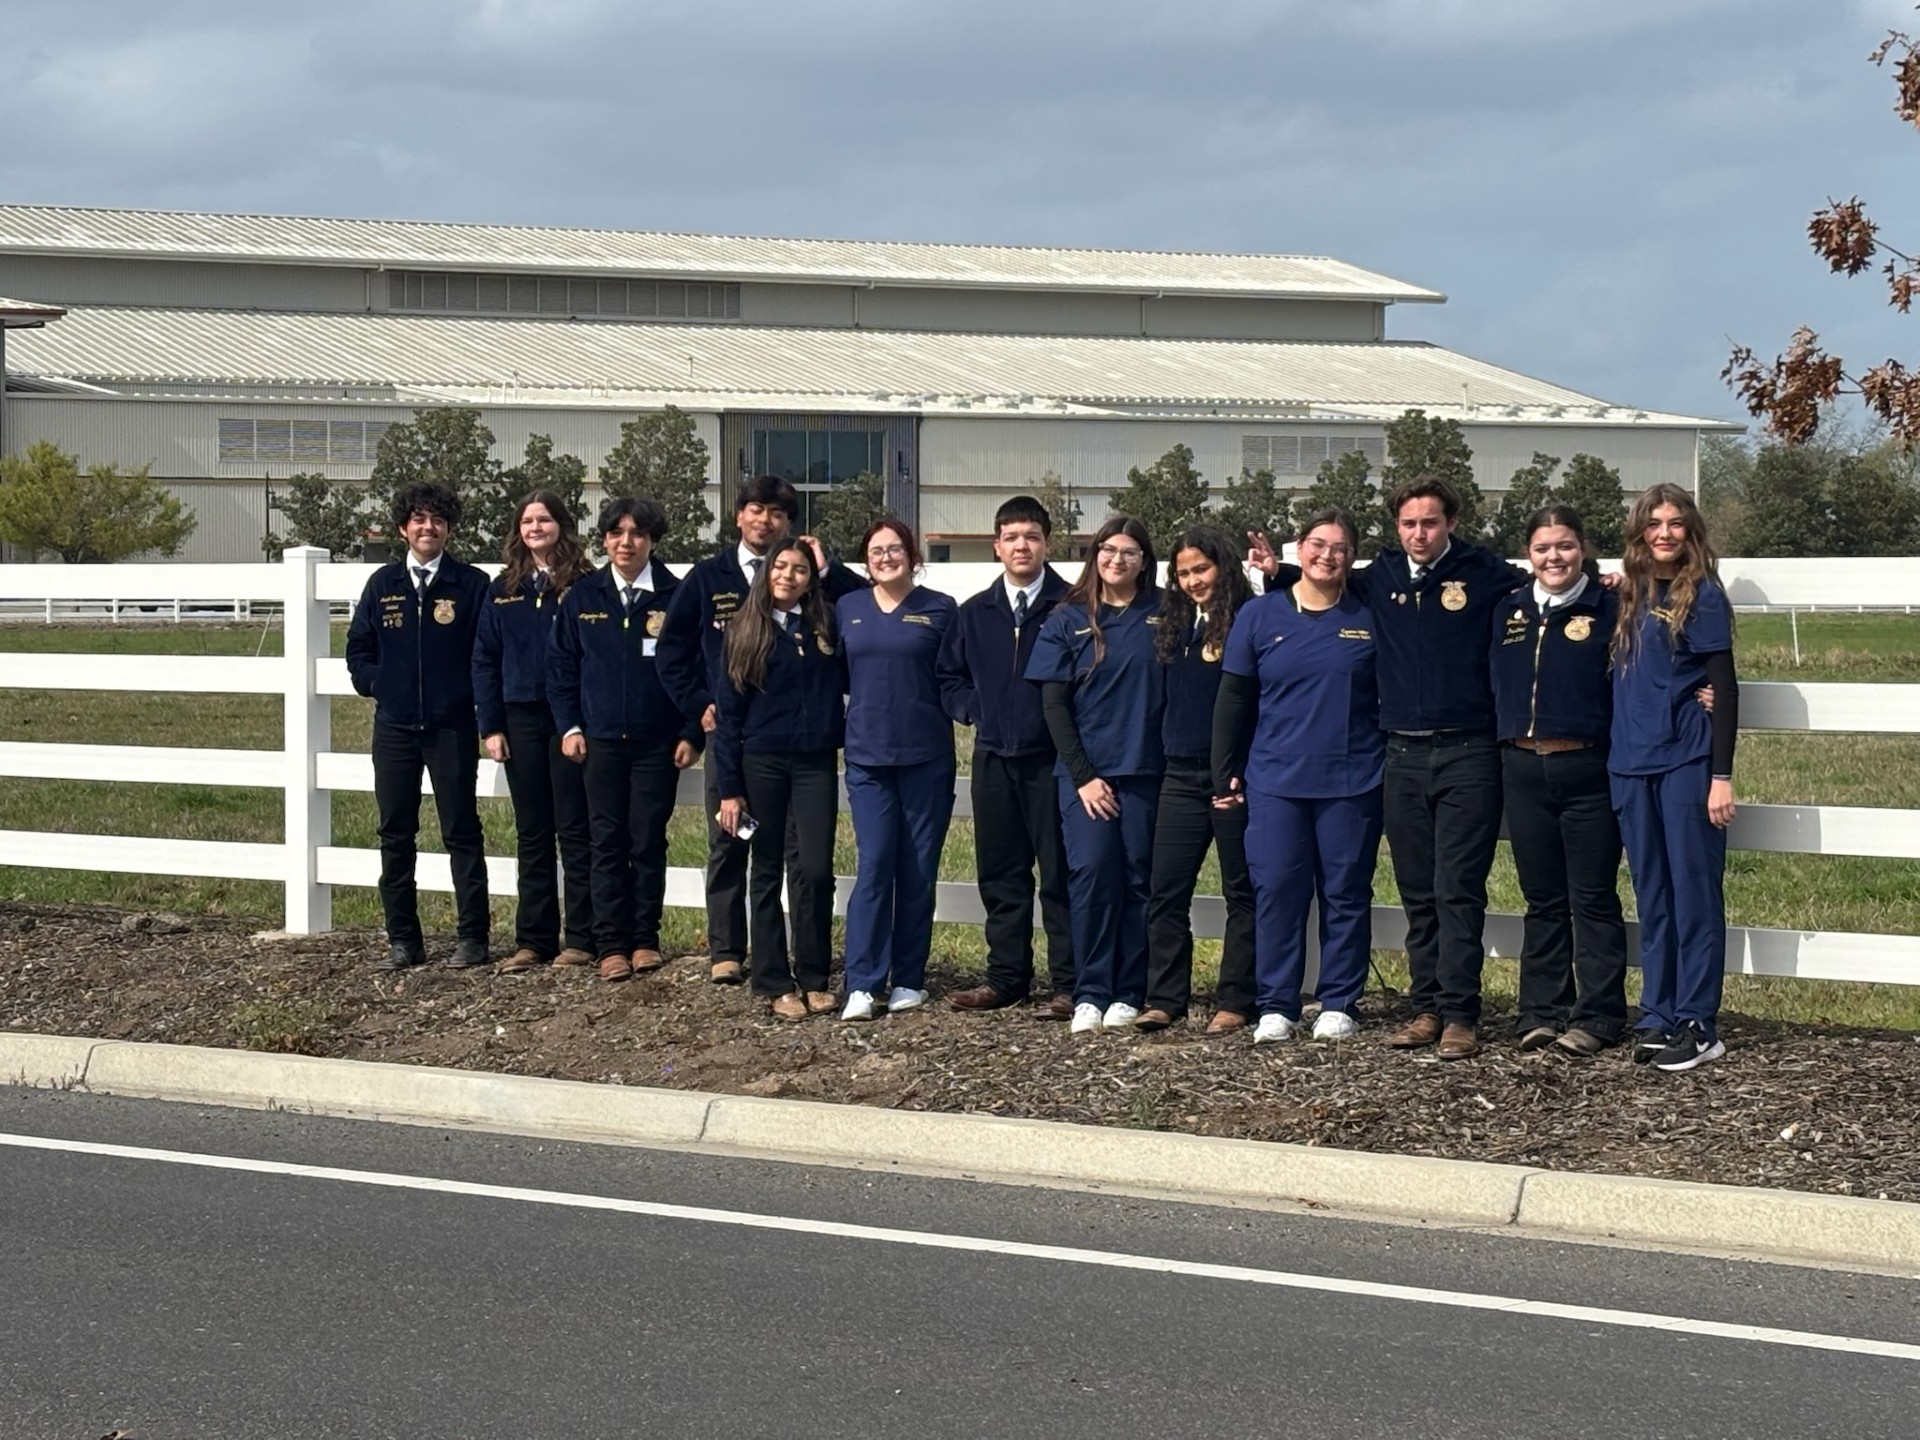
[344,466,1741,1072]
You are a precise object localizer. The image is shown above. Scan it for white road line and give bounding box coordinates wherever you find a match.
[4,1129,1915,1362]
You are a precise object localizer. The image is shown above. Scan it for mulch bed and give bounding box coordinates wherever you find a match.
[2,900,1914,1203]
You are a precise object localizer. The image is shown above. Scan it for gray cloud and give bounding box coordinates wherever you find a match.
[4,0,1919,426]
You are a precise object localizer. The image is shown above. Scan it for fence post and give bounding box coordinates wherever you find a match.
[282,546,332,934]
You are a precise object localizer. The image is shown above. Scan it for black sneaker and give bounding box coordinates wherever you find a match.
[1651,1020,1725,1072]
[1630,1029,1671,1065]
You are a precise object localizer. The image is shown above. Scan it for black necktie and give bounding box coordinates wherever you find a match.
[413,565,430,595]
[622,584,637,613]
[1013,590,1028,630]
[534,570,551,596]
[748,557,764,586]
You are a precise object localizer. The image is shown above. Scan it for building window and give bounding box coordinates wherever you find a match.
[1241,432,1385,476]
[751,427,887,533]
[220,418,391,465]
[388,270,741,322]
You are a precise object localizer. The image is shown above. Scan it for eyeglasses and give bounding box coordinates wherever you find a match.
[866,544,908,561]
[1300,539,1353,557]
[1097,544,1145,564]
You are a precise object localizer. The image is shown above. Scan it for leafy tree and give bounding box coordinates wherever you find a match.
[264,473,368,559]
[1289,449,1386,557]
[1725,24,1920,443]
[1734,446,1830,556]
[1554,453,1627,557]
[600,405,713,562]
[1107,443,1208,553]
[1485,452,1561,559]
[504,434,589,533]
[1698,433,1754,548]
[1213,467,1289,549]
[1032,470,1084,554]
[0,441,196,563]
[1381,409,1485,540]
[809,471,888,562]
[1828,454,1920,555]
[367,408,506,556]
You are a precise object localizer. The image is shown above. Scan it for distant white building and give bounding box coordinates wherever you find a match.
[0,204,1733,562]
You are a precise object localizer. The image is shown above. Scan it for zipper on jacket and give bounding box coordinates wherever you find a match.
[414,570,427,726]
[1526,614,1548,739]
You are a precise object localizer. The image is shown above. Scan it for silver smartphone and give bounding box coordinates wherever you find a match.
[718,809,758,841]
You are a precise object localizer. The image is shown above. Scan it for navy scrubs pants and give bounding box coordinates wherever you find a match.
[1611,757,1728,1042]
[1245,787,1384,1021]
[844,755,958,995]
[1058,772,1159,1009]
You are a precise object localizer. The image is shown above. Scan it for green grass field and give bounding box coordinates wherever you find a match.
[0,613,1915,1026]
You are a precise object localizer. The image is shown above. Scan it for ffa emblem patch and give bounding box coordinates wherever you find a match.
[1440,581,1467,612]
[646,610,665,637]
[1564,615,1593,642]
[1202,640,1222,663]
[433,598,456,625]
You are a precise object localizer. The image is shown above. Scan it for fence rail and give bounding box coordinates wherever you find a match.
[0,551,1913,986]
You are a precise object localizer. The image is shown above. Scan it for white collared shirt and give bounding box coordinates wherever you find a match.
[407,551,443,589]
[777,604,801,631]
[1002,573,1045,614]
[1535,572,1590,613]
[1407,540,1452,585]
[738,543,768,584]
[612,561,657,599]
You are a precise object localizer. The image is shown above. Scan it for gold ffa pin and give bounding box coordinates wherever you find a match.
[1440,581,1467,612]
[1564,615,1593,642]
[433,598,456,625]
[646,610,665,637]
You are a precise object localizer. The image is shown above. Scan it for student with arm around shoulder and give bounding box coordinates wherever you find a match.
[936,495,1077,1018]
[472,489,597,974]
[1025,514,1166,1036]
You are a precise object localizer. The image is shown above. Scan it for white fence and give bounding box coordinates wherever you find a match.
[0,551,1915,986]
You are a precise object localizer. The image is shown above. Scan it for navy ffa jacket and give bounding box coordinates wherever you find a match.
[935,569,1069,758]
[1160,612,1233,765]
[471,570,565,736]
[657,544,868,728]
[1490,581,1618,746]
[1351,542,1526,733]
[345,555,491,730]
[711,612,848,796]
[547,563,702,748]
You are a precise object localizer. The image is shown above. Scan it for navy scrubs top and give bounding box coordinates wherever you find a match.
[1024,592,1166,779]
[1609,578,1733,777]
[1223,587,1384,799]
[839,585,958,768]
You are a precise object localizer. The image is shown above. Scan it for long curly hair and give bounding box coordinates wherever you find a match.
[1157,525,1250,662]
[724,537,832,693]
[1064,514,1156,668]
[1612,483,1726,669]
[499,490,591,597]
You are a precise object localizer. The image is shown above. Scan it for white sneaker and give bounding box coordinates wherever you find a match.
[887,987,928,1014]
[840,990,876,1022]
[1253,1013,1297,1044]
[1312,1010,1358,1041]
[1070,1002,1103,1034]
[1102,1002,1140,1031]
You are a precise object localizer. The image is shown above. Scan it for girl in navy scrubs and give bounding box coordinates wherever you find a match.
[1490,505,1629,1056]
[1141,525,1258,1034]
[473,490,596,974]
[838,519,958,1021]
[1610,484,1739,1072]
[714,539,848,1021]
[1212,508,1384,1044]
[1026,515,1164,1034]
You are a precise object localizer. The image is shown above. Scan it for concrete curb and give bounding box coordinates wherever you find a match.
[5,1032,1915,1274]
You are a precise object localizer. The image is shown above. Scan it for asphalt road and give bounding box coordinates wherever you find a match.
[1,1089,1917,1440]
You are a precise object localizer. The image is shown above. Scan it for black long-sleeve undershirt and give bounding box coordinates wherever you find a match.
[1210,671,1258,799]
[1040,682,1098,788]
[1704,650,1739,778]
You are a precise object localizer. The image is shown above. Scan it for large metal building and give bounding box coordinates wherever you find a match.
[0,204,1731,562]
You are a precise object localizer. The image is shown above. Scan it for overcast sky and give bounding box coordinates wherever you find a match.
[4,0,1918,428]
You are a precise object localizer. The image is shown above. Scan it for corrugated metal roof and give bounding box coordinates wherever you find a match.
[0,296,66,328]
[3,304,1726,428]
[0,204,1445,303]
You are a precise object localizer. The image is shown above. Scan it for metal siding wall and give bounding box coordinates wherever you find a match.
[1144,296,1381,341]
[736,282,857,328]
[1462,424,1702,495]
[0,255,370,312]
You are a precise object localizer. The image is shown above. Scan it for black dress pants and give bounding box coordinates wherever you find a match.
[971,751,1076,1001]
[704,760,802,963]
[1502,744,1629,1042]
[371,720,490,948]
[1144,761,1257,1019]
[583,735,679,958]
[1383,730,1502,1027]
[742,749,839,996]
[502,702,594,957]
